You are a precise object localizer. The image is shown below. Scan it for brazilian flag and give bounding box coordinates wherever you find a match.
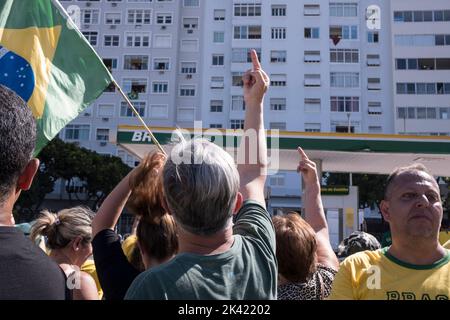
[0,0,113,154]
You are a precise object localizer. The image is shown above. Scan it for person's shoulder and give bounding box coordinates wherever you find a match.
[340,248,384,267]
[236,200,270,218]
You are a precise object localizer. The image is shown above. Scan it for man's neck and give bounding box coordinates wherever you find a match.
[0,202,15,226]
[388,237,447,266]
[178,225,235,255]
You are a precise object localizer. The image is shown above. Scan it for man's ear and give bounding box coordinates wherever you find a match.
[232,192,243,215]
[17,158,39,191]
[380,200,390,222]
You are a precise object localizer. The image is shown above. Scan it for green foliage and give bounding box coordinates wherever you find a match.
[14,138,131,216]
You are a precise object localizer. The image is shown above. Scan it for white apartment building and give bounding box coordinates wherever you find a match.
[56,0,449,220]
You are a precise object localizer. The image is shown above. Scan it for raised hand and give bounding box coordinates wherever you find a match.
[242,49,269,106]
[297,147,319,186]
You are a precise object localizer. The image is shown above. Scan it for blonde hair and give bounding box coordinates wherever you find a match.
[30,206,94,250]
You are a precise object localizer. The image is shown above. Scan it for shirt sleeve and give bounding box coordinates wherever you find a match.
[327,260,356,300]
[92,229,140,300]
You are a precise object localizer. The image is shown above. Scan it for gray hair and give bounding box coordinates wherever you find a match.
[30,206,94,250]
[163,139,240,235]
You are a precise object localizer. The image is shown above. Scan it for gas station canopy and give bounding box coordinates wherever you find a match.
[115,125,450,177]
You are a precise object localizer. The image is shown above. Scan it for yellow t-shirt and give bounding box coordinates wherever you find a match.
[444,240,450,250]
[81,259,103,300]
[121,235,138,262]
[439,231,450,246]
[329,248,450,300]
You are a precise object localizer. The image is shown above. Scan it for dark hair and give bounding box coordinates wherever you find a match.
[384,163,434,200]
[272,212,317,283]
[0,85,36,202]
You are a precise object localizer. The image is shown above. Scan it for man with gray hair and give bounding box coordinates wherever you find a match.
[330,164,449,300]
[125,50,277,299]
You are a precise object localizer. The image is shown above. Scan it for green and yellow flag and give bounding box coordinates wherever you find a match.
[0,0,113,153]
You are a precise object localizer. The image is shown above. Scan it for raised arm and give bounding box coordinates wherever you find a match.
[237,49,270,206]
[297,147,339,270]
[91,169,134,238]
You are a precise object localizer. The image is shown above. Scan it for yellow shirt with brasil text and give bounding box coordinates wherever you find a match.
[329,248,450,300]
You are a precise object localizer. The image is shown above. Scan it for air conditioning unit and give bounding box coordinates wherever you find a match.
[102,117,109,122]
[135,24,142,29]
[187,29,193,34]
[161,25,167,30]
[110,25,116,29]
[83,25,90,29]
[111,2,117,7]
[100,141,107,147]
[86,2,92,7]
[159,70,164,74]
[186,74,192,79]
[84,112,91,116]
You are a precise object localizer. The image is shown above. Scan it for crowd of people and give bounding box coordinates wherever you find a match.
[0,51,448,300]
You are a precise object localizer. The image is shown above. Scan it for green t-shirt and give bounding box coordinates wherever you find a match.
[125,200,277,300]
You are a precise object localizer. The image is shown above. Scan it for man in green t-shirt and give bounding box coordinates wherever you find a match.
[125,50,277,300]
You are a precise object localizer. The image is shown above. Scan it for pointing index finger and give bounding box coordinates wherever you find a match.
[297,147,309,161]
[250,49,261,70]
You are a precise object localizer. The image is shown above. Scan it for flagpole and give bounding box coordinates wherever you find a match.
[113,80,167,156]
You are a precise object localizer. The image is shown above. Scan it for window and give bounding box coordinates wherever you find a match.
[368,31,379,43]
[440,107,449,119]
[418,58,435,70]
[127,9,152,24]
[304,4,320,16]
[303,50,320,63]
[82,9,99,25]
[270,98,286,111]
[270,122,286,130]
[153,58,170,71]
[368,126,382,133]
[304,98,321,113]
[304,74,321,87]
[179,85,195,96]
[183,0,199,7]
[234,25,261,39]
[270,74,287,87]
[183,17,198,29]
[65,125,90,141]
[152,82,168,93]
[330,49,358,63]
[304,27,319,39]
[305,123,321,132]
[120,101,145,117]
[330,25,358,40]
[156,13,172,24]
[213,31,224,43]
[234,3,262,17]
[272,5,286,16]
[231,96,245,111]
[230,119,245,129]
[329,3,357,17]
[212,54,224,66]
[232,72,244,87]
[270,174,285,187]
[270,50,286,63]
[123,78,147,96]
[436,58,450,70]
[125,32,150,47]
[368,102,382,115]
[82,32,98,46]
[154,35,172,48]
[149,105,168,119]
[231,48,261,63]
[124,55,148,70]
[98,104,114,117]
[368,78,381,90]
[210,124,223,129]
[181,62,197,74]
[210,76,224,89]
[210,100,223,112]
[271,27,286,40]
[96,129,109,141]
[214,9,225,21]
[104,35,119,47]
[105,13,121,25]
[367,54,380,66]
[330,72,359,88]
[180,39,198,51]
[330,96,359,112]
